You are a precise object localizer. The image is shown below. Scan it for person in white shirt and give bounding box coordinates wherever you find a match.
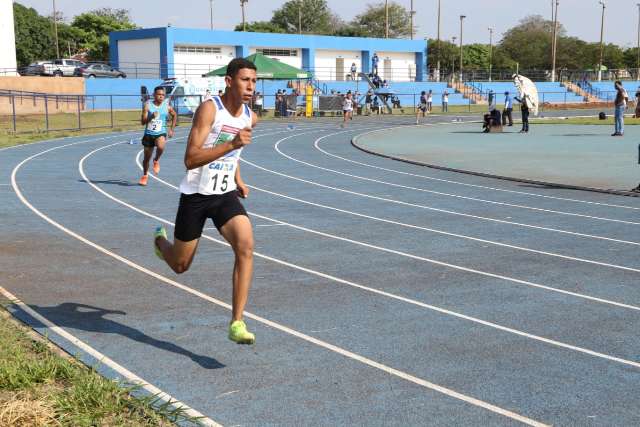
[342,92,354,126]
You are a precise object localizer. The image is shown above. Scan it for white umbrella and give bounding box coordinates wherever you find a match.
[513,74,539,116]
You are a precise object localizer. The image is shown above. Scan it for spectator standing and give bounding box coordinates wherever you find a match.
[634,87,640,118]
[365,90,373,115]
[612,80,628,136]
[350,63,357,80]
[373,96,381,115]
[372,53,379,75]
[254,91,263,117]
[502,91,513,126]
[426,90,433,112]
[416,91,428,124]
[514,94,530,133]
[442,91,449,112]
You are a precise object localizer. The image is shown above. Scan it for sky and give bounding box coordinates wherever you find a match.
[14,0,640,48]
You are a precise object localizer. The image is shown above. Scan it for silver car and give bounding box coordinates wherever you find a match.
[74,63,126,78]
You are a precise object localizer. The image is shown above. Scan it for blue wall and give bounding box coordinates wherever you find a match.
[110,28,428,81]
[85,78,164,110]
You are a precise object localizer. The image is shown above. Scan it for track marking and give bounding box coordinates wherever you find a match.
[275,134,640,225]
[12,140,549,427]
[344,125,640,211]
[124,145,640,372]
[247,184,640,273]
[240,131,640,246]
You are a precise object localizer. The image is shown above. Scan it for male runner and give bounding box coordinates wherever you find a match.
[416,91,428,124]
[153,58,258,344]
[139,87,176,186]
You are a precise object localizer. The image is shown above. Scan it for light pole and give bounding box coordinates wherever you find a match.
[436,0,441,81]
[209,0,214,30]
[551,0,559,82]
[52,0,60,58]
[597,0,605,81]
[451,36,457,80]
[298,0,302,34]
[459,15,466,82]
[410,0,415,40]
[385,0,389,38]
[240,0,248,32]
[636,3,640,80]
[488,27,493,82]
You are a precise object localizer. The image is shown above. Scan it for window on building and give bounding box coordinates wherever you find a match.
[256,48,298,57]
[174,45,222,54]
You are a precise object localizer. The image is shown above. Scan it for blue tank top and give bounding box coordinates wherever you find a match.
[144,101,169,136]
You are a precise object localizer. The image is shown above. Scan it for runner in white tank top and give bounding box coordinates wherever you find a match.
[153,58,259,345]
[342,92,354,127]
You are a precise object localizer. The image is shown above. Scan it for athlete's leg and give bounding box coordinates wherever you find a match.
[141,145,153,176]
[155,235,199,274]
[219,215,254,322]
[153,136,166,174]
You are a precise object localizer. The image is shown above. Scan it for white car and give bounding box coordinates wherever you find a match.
[43,59,86,77]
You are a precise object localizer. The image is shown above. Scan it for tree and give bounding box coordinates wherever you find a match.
[270,0,337,35]
[13,3,56,66]
[498,15,559,70]
[71,9,136,61]
[349,2,412,38]
[234,21,286,33]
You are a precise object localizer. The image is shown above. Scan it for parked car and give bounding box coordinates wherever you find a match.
[42,59,86,77]
[74,63,126,79]
[20,61,51,76]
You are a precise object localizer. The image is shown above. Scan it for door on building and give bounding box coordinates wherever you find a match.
[335,58,344,81]
[383,59,392,81]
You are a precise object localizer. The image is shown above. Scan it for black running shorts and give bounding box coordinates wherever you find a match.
[141,133,166,147]
[174,191,248,242]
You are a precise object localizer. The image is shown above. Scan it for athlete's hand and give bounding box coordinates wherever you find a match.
[168,128,174,138]
[237,182,249,198]
[230,127,252,149]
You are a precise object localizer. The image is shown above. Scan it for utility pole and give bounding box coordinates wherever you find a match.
[488,27,493,82]
[410,0,415,40]
[385,0,389,38]
[240,0,248,32]
[636,3,640,80]
[298,0,302,34]
[436,0,441,81]
[52,0,60,58]
[209,0,214,30]
[459,15,466,82]
[598,0,605,81]
[551,0,559,82]
[451,36,457,80]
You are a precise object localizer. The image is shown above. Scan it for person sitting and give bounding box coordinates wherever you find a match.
[391,95,401,108]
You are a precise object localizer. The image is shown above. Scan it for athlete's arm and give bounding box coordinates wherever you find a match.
[168,106,177,138]
[235,111,258,199]
[141,102,150,125]
[184,101,251,170]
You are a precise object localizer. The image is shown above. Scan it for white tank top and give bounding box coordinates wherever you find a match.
[179,96,252,195]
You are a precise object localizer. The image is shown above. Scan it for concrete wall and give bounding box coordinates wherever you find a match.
[0,76,85,94]
[315,50,361,81]
[0,0,17,75]
[85,78,164,110]
[0,77,86,115]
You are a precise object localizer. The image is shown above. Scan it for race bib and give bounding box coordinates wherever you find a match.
[148,118,164,132]
[198,125,241,194]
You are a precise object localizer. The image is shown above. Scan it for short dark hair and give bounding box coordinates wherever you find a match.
[615,80,622,86]
[226,58,257,78]
[153,86,165,94]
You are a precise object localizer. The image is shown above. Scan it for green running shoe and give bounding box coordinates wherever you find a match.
[153,226,167,260]
[228,320,255,344]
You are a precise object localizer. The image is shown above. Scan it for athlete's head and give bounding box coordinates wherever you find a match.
[225,58,257,104]
[153,86,165,103]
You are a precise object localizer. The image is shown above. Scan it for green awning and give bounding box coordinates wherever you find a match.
[203,53,312,79]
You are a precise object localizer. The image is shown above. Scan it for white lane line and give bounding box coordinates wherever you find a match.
[346,125,640,211]
[240,132,640,246]
[247,184,640,273]
[0,287,220,427]
[275,134,640,225]
[32,143,549,426]
[8,139,221,427]
[127,146,640,372]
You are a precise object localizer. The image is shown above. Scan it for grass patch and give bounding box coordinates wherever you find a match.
[0,308,199,426]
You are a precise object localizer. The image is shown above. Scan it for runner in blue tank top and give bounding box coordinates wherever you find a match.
[139,86,176,186]
[153,58,259,344]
